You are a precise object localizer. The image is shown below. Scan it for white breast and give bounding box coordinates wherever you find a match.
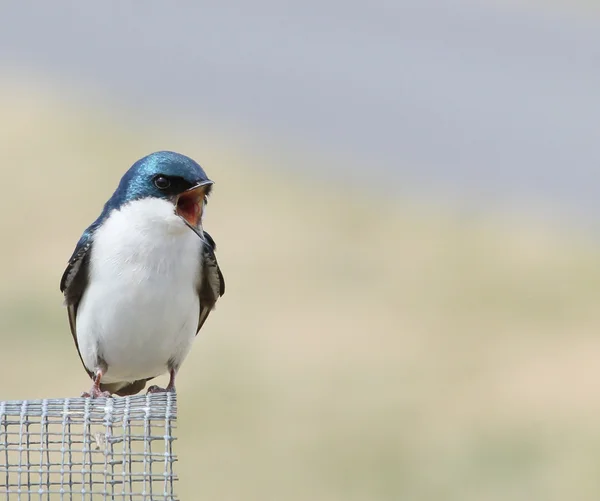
[75,197,203,384]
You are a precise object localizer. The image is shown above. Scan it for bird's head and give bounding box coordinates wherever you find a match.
[114,151,213,232]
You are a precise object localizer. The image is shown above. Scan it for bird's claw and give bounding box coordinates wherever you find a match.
[146,385,175,394]
[81,388,112,399]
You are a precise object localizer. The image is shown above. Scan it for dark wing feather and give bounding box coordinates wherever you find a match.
[196,231,225,334]
[60,233,94,378]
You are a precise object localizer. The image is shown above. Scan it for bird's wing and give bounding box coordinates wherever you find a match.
[59,233,94,378]
[196,231,225,334]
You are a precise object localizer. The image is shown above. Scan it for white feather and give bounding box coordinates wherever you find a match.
[75,197,203,384]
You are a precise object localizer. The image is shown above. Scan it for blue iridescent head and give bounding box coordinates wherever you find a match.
[102,151,213,229]
[116,151,212,201]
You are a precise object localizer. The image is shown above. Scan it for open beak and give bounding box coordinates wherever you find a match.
[175,180,213,233]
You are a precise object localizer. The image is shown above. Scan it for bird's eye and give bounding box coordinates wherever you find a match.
[154,176,171,190]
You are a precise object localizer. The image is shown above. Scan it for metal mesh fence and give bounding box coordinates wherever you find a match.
[0,393,177,500]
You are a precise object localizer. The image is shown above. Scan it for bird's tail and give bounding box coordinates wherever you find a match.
[100,379,151,396]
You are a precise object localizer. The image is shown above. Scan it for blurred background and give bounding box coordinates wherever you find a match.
[1,1,600,499]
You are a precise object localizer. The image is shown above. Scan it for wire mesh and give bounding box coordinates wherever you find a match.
[0,392,177,500]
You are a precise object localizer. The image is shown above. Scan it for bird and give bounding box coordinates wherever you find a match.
[60,151,225,398]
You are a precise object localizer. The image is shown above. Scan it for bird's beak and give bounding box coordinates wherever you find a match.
[175,180,213,231]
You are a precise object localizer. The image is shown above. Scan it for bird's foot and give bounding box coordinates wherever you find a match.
[81,387,112,399]
[146,385,175,394]
[147,368,177,394]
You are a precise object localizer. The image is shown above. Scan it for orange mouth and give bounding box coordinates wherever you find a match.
[176,189,203,227]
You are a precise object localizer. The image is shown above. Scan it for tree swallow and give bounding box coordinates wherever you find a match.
[60,151,225,398]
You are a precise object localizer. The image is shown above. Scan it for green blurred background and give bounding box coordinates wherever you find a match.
[1,2,600,500]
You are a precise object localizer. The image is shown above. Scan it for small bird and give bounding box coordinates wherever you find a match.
[60,151,225,398]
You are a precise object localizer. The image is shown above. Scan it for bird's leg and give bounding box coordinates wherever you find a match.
[147,368,177,394]
[166,368,177,392]
[81,369,112,398]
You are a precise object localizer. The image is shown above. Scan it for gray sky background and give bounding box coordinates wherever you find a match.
[1,1,599,223]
